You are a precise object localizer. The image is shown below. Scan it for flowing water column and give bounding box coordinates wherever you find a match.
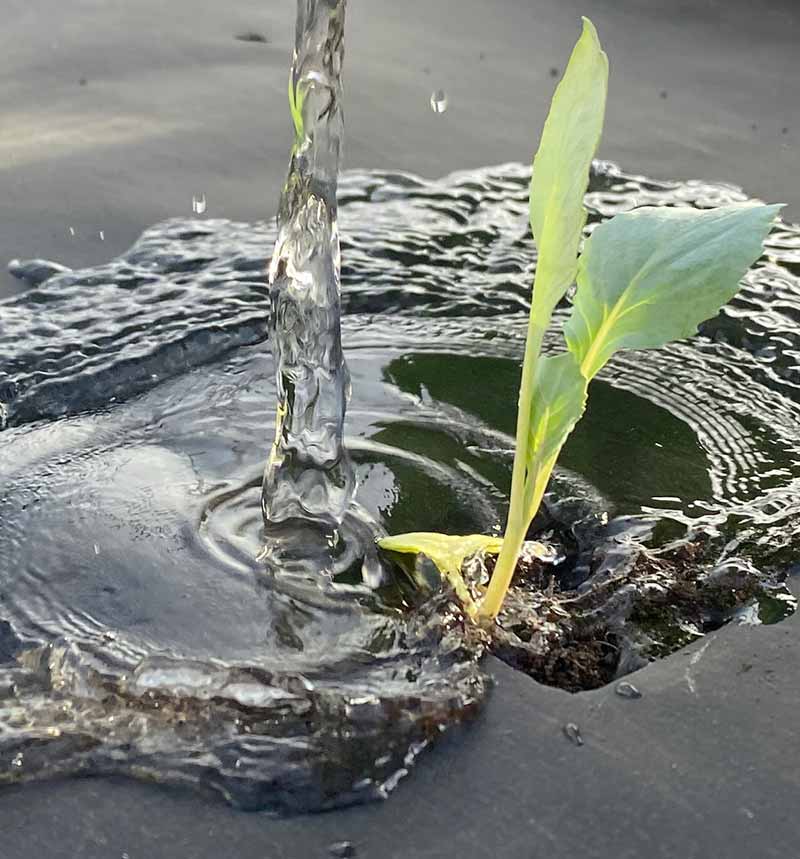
[262,0,354,553]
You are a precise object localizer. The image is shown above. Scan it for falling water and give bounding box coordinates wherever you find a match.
[261,0,382,583]
[263,0,351,528]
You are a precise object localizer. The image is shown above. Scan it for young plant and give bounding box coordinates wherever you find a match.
[379,18,780,621]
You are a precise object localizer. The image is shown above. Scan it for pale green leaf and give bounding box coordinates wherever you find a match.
[481,354,587,618]
[527,352,588,465]
[565,203,782,379]
[529,17,608,316]
[524,352,588,511]
[288,76,306,141]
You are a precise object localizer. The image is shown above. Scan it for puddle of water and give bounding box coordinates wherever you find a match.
[1,159,798,807]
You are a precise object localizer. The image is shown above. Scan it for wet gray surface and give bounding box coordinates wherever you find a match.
[4,623,800,859]
[1,0,798,299]
[2,0,800,855]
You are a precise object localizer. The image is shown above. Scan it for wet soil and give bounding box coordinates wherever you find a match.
[488,531,793,693]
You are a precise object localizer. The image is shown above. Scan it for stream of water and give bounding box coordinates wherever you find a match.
[0,0,799,813]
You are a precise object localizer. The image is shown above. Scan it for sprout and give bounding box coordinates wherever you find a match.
[379,18,780,621]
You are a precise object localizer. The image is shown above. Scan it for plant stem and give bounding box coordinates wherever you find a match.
[479,317,547,618]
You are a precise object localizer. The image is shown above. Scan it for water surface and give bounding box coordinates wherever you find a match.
[1,161,799,808]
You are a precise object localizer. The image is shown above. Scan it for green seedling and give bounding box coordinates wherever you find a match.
[288,73,309,144]
[379,18,781,620]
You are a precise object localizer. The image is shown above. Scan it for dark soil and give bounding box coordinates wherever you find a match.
[485,534,792,693]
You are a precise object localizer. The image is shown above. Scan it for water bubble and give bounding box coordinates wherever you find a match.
[0,682,16,700]
[192,193,207,215]
[563,722,584,746]
[615,681,642,699]
[430,89,448,114]
[329,842,356,858]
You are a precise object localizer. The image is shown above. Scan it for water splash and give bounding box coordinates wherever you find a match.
[0,159,798,806]
[264,0,349,524]
[430,90,448,114]
[261,0,375,580]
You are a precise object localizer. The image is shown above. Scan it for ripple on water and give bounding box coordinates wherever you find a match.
[0,161,799,808]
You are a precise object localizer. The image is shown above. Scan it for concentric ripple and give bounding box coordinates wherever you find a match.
[0,161,799,808]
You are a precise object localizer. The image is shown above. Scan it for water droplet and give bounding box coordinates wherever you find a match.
[329,842,356,858]
[563,722,584,746]
[234,32,268,44]
[615,681,642,699]
[93,544,100,555]
[430,89,448,114]
[192,193,207,215]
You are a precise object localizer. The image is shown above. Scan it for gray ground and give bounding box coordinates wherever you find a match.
[1,0,797,299]
[2,1,800,856]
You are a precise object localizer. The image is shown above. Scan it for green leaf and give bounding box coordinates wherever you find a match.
[524,352,588,512]
[480,18,607,620]
[528,352,588,465]
[529,17,608,316]
[288,76,306,141]
[565,203,782,379]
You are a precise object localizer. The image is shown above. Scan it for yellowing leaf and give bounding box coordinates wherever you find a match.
[529,17,608,317]
[565,203,782,379]
[378,532,503,614]
[378,532,503,575]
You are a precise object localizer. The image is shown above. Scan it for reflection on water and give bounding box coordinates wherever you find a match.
[0,161,799,808]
